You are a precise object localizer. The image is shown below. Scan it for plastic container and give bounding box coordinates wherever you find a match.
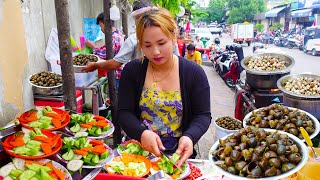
[213,117,241,142]
[34,90,83,113]
[75,70,97,87]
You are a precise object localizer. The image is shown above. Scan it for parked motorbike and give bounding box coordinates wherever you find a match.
[286,38,301,49]
[213,50,237,77]
[224,55,239,88]
[224,45,244,88]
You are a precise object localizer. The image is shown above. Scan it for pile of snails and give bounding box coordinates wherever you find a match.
[216,117,242,130]
[245,104,315,139]
[212,127,302,178]
[284,76,320,96]
[30,71,62,87]
[73,54,98,66]
[246,56,286,71]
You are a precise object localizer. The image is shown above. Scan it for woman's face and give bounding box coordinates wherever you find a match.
[141,26,175,65]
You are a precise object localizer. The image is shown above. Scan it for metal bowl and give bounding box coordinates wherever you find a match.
[243,106,320,142]
[277,73,320,99]
[208,129,309,180]
[241,52,295,75]
[73,54,100,73]
[28,74,63,95]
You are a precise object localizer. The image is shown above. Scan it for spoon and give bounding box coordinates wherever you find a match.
[300,127,320,161]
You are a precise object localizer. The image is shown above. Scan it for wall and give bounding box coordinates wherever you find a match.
[0,0,106,126]
[0,0,28,126]
[21,0,104,111]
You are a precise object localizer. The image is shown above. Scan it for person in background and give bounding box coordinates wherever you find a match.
[186,44,202,65]
[85,13,123,87]
[82,0,180,76]
[262,29,271,47]
[118,8,211,166]
[177,34,186,57]
[194,35,204,48]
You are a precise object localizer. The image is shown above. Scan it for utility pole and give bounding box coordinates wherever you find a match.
[54,0,77,111]
[103,0,121,146]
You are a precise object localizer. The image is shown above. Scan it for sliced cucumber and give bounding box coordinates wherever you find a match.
[3,176,13,180]
[74,154,83,160]
[0,163,16,177]
[21,127,31,134]
[12,158,25,170]
[79,127,88,132]
[74,132,88,138]
[70,124,81,133]
[67,160,83,172]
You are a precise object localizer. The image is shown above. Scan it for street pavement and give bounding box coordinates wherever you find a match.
[196,33,320,159]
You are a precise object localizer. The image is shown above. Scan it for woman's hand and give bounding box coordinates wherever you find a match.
[140,130,165,157]
[175,136,193,167]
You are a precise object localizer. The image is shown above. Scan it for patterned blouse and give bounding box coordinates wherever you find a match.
[139,86,183,138]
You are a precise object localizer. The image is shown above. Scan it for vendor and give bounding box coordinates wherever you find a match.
[117,8,211,166]
[186,44,202,65]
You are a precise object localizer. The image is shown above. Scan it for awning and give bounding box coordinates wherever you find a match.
[265,6,286,18]
[291,9,312,18]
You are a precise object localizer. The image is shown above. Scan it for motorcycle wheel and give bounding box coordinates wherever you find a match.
[287,44,293,49]
[214,63,221,75]
[224,78,236,88]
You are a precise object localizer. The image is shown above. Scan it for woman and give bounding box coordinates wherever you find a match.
[118,8,211,166]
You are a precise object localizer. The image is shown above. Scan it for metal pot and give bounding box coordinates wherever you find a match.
[28,75,63,95]
[246,72,290,89]
[277,73,320,119]
[241,53,295,89]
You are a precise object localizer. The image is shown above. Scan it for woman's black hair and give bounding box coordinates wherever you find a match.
[133,0,153,11]
[187,44,195,51]
[96,13,115,26]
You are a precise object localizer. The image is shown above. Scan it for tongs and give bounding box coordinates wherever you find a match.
[300,127,320,162]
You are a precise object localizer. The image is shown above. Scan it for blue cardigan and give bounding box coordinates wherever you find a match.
[118,56,211,145]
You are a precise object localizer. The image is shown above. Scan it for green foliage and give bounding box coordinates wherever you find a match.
[150,0,188,15]
[269,23,283,31]
[227,0,266,24]
[255,23,264,32]
[205,0,227,23]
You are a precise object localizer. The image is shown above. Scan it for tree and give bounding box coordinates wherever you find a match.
[255,23,264,32]
[151,0,189,15]
[205,0,227,23]
[227,0,266,24]
[54,0,77,111]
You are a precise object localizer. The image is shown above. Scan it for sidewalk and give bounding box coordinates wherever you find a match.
[196,64,235,159]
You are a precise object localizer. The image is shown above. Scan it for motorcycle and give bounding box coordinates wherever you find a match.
[286,38,301,49]
[223,55,239,88]
[213,50,236,77]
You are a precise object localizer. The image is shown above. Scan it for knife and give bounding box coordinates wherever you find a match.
[82,167,102,180]
[146,170,165,180]
[159,150,183,173]
[0,125,20,140]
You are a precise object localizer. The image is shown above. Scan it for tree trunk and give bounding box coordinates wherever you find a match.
[103,0,121,146]
[54,0,77,111]
[121,0,128,38]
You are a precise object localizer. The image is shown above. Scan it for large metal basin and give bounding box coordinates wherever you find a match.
[28,75,63,95]
[241,53,295,89]
[277,73,320,119]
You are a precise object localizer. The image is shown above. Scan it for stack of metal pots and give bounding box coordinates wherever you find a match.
[241,53,295,89]
[277,73,320,120]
